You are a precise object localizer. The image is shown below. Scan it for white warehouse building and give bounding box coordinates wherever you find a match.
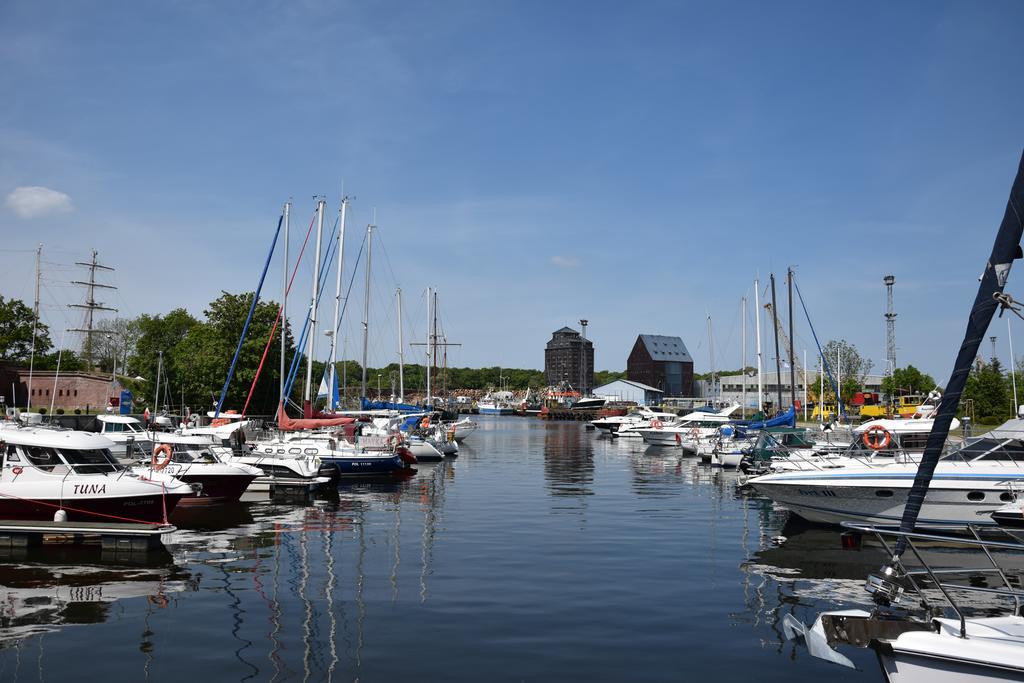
[592,379,665,406]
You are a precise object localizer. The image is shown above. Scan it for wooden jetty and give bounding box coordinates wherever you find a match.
[0,520,175,552]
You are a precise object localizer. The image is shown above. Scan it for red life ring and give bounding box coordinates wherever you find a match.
[11,466,22,476]
[151,444,173,470]
[651,419,664,429]
[862,426,892,451]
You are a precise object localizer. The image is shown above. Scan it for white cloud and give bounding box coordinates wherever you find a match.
[551,255,581,268]
[5,186,74,218]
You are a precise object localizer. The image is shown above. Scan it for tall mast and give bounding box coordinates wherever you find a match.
[26,243,41,410]
[432,290,439,401]
[329,196,348,410]
[280,201,290,407]
[741,297,747,418]
[787,268,796,409]
[426,287,433,405]
[754,278,763,412]
[707,315,715,405]
[305,199,325,403]
[769,273,783,411]
[360,222,374,398]
[68,249,116,368]
[397,288,405,402]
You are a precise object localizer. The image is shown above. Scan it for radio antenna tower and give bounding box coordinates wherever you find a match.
[68,250,117,368]
[884,275,896,376]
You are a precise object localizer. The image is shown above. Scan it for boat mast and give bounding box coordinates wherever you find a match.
[769,273,783,411]
[280,201,290,408]
[754,278,763,412]
[305,199,325,404]
[707,316,716,406]
[329,196,348,411]
[787,267,796,409]
[360,221,374,398]
[741,297,747,418]
[426,287,432,405]
[432,290,439,404]
[397,288,405,402]
[26,243,41,410]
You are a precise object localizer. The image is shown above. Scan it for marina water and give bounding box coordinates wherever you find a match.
[0,417,899,681]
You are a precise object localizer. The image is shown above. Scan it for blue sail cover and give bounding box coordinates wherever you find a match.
[735,406,796,432]
[360,398,422,412]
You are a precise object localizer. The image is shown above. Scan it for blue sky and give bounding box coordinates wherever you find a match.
[2,1,1023,382]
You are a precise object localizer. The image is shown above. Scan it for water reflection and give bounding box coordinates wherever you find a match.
[0,545,191,644]
[544,422,594,498]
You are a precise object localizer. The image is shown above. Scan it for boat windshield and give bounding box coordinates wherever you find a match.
[170,445,218,464]
[58,448,121,474]
[942,437,1024,463]
[18,445,121,474]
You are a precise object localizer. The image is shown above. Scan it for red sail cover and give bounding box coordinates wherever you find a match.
[277,403,355,431]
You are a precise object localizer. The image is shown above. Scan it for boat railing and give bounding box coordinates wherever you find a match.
[842,522,1024,638]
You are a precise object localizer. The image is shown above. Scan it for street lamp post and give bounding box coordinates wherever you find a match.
[377,373,381,399]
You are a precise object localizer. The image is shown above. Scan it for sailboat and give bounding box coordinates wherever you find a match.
[783,151,1024,681]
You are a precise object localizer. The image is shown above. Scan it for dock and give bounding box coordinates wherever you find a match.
[0,519,176,552]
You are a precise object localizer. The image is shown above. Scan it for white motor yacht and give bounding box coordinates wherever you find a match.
[142,433,262,504]
[0,422,193,523]
[634,404,740,449]
[746,418,1024,526]
[592,407,677,434]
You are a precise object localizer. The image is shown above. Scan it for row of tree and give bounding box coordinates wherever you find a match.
[0,293,624,415]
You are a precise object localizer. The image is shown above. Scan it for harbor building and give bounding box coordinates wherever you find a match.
[0,364,124,413]
[626,335,694,396]
[544,326,594,394]
[592,379,664,406]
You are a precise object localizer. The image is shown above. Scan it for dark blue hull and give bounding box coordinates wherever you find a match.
[320,453,407,477]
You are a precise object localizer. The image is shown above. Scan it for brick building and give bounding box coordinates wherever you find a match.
[544,326,594,393]
[626,334,694,397]
[0,365,123,413]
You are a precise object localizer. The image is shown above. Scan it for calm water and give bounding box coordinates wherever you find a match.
[0,418,896,681]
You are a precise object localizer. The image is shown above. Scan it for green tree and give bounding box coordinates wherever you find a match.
[132,308,200,385]
[963,360,1010,422]
[0,296,51,361]
[881,365,937,397]
[172,292,294,415]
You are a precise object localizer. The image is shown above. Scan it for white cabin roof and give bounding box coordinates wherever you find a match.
[0,424,115,450]
[97,415,142,425]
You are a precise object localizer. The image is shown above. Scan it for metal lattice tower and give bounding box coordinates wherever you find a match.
[884,275,896,376]
[68,250,117,367]
[991,336,998,363]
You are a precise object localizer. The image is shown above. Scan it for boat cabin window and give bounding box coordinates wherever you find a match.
[170,446,216,464]
[58,448,120,474]
[944,438,1024,463]
[4,444,19,462]
[22,445,61,471]
[104,422,125,433]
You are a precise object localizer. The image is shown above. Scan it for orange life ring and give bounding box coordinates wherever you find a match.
[151,444,173,470]
[862,426,892,451]
[651,419,664,429]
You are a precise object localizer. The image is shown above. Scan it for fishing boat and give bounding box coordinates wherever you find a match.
[477,392,515,415]
[784,150,1024,681]
[0,423,193,523]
